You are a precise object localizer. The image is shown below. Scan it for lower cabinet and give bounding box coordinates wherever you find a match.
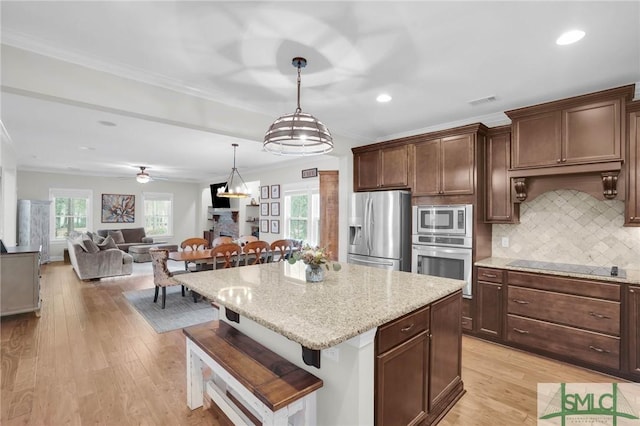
[628,285,640,378]
[476,267,504,339]
[375,291,463,426]
[0,248,42,317]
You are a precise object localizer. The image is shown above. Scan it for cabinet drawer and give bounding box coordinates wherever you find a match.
[377,306,430,354]
[507,314,620,370]
[477,267,503,283]
[508,286,620,336]
[507,271,620,301]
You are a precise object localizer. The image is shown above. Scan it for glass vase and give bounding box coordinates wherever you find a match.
[305,264,325,283]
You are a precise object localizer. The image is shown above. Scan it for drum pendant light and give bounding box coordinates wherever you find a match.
[263,57,333,156]
[218,143,250,198]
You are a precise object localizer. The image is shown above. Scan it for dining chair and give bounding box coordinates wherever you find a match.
[237,235,258,247]
[149,248,188,309]
[211,236,233,248]
[210,243,243,269]
[243,240,271,266]
[180,237,210,271]
[269,239,296,262]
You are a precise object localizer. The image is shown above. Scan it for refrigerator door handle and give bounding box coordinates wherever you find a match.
[366,197,373,252]
[352,258,395,267]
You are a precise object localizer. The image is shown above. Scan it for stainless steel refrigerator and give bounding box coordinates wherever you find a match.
[347,190,412,271]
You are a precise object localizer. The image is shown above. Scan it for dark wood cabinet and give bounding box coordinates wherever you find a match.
[507,86,633,171]
[413,133,475,196]
[627,285,640,378]
[485,126,518,223]
[376,331,429,426]
[375,292,463,426]
[353,145,408,191]
[476,267,504,339]
[626,101,640,225]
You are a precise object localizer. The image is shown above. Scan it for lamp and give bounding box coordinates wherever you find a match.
[263,57,333,156]
[218,143,250,198]
[136,167,151,184]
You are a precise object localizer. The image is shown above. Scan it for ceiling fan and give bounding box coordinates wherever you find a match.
[135,166,167,183]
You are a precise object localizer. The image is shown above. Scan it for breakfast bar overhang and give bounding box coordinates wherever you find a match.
[176,261,466,425]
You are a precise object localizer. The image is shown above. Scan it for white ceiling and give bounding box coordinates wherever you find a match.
[1,1,639,183]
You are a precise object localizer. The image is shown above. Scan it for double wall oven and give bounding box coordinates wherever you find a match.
[411,204,473,298]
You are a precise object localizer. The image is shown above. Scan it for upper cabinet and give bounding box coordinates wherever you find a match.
[507,85,634,171]
[485,126,518,223]
[412,133,475,197]
[626,101,640,226]
[353,144,409,191]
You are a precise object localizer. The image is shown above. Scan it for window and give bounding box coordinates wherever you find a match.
[143,192,173,237]
[283,184,319,246]
[50,189,92,239]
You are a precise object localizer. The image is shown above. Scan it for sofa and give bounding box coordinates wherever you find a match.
[96,227,154,252]
[67,233,133,280]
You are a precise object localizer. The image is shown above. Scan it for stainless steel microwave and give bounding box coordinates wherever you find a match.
[413,204,473,236]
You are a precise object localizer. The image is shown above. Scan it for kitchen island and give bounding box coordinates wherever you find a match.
[176,261,466,425]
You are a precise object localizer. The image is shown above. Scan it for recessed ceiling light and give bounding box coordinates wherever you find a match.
[376,94,392,103]
[556,30,585,45]
[78,146,96,151]
[98,120,117,126]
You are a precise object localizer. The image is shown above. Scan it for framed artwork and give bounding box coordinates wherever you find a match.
[260,219,269,233]
[271,201,280,216]
[270,219,280,234]
[101,194,135,223]
[302,168,318,179]
[261,185,270,200]
[271,184,280,199]
[260,202,269,216]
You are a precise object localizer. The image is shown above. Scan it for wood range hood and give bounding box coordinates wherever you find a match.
[504,84,635,203]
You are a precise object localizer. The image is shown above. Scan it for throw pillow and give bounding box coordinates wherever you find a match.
[98,235,118,251]
[108,230,125,244]
[82,236,100,254]
[92,234,105,244]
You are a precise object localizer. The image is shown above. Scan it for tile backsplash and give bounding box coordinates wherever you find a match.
[491,189,640,270]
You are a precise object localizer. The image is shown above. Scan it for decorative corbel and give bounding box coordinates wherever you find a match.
[513,178,527,202]
[231,211,239,223]
[601,172,619,199]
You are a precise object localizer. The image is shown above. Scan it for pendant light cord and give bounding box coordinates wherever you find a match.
[296,61,302,114]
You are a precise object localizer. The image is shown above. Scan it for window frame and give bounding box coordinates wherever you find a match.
[143,192,173,238]
[49,188,93,241]
[282,182,319,246]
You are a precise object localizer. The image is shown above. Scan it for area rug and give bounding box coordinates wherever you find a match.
[123,286,216,333]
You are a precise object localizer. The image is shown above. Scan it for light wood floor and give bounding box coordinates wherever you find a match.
[1,263,622,426]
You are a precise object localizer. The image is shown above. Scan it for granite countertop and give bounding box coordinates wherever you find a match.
[174,262,465,350]
[475,257,640,285]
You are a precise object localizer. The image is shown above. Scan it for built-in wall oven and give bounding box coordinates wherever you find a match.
[412,205,473,298]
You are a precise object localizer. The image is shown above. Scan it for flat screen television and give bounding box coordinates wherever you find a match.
[210,182,231,209]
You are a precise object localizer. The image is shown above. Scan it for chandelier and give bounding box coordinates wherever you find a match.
[263,57,333,156]
[218,143,250,198]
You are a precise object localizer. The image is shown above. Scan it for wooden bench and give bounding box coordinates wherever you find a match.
[184,321,323,425]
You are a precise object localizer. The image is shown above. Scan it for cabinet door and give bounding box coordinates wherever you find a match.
[628,286,640,377]
[429,292,462,410]
[563,99,621,164]
[376,331,429,426]
[477,281,503,339]
[440,133,475,195]
[354,150,380,191]
[380,145,409,188]
[511,111,562,168]
[485,130,517,223]
[412,139,441,196]
[627,108,640,225]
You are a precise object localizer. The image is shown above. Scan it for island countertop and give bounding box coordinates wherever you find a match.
[174,262,464,350]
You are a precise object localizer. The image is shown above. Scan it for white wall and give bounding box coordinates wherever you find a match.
[17,170,202,260]
[0,135,18,246]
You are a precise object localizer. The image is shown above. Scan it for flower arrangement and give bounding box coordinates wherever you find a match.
[288,244,341,271]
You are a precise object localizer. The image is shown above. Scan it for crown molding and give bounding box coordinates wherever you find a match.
[1,30,260,113]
